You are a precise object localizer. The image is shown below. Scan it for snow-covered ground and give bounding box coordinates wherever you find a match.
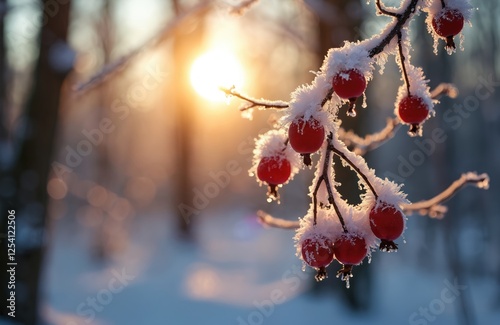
[39,208,499,325]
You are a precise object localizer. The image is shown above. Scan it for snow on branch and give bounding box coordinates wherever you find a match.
[401,172,490,219]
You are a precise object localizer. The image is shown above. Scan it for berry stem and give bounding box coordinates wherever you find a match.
[329,143,379,201]
[440,0,446,9]
[397,33,411,96]
[313,134,348,232]
[375,0,400,18]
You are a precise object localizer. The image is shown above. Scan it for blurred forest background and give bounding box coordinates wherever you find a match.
[0,0,499,324]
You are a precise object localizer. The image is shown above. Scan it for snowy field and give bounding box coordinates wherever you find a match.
[29,208,500,325]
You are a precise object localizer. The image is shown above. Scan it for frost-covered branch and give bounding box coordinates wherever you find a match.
[430,82,459,99]
[313,135,347,232]
[221,87,289,111]
[329,144,379,200]
[368,0,420,58]
[74,2,210,92]
[237,0,480,290]
[257,172,489,229]
[401,172,490,219]
[339,118,400,155]
[376,0,400,17]
[257,210,299,229]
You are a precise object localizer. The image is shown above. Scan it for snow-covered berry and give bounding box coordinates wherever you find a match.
[257,156,291,186]
[301,235,335,281]
[432,8,464,38]
[288,116,325,166]
[369,202,405,252]
[333,233,367,266]
[397,95,430,134]
[333,69,367,100]
[301,236,334,268]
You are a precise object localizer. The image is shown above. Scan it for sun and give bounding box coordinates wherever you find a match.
[190,49,245,102]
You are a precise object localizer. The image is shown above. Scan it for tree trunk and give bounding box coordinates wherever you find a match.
[170,0,206,239]
[0,1,72,323]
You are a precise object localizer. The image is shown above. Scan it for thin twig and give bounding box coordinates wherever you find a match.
[369,0,420,58]
[339,118,400,155]
[401,172,490,218]
[329,145,379,200]
[313,135,347,232]
[430,83,459,99]
[257,210,300,229]
[221,87,289,110]
[397,32,411,95]
[375,0,400,17]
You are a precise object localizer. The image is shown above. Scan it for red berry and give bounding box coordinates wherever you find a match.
[257,156,291,185]
[301,236,334,268]
[333,234,367,266]
[369,203,405,241]
[397,95,429,125]
[333,69,367,99]
[432,8,464,38]
[288,117,325,154]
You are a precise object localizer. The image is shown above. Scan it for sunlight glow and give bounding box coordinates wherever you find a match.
[190,49,245,102]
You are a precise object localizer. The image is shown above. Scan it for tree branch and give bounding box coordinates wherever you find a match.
[313,135,347,232]
[329,144,379,200]
[430,82,459,99]
[397,32,411,95]
[220,87,289,110]
[339,117,400,155]
[257,172,490,229]
[257,210,299,229]
[401,172,490,219]
[368,0,420,58]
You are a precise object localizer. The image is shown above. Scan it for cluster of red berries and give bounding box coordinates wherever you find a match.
[251,0,472,289]
[257,69,367,190]
[301,202,405,283]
